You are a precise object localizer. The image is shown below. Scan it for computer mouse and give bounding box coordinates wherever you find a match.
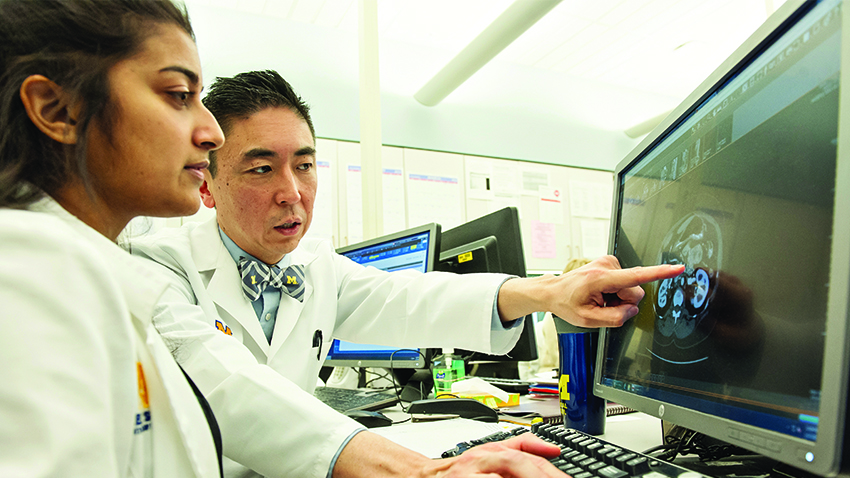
[407,398,499,423]
[344,409,393,428]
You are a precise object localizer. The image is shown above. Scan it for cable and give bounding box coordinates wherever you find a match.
[434,392,461,399]
[641,444,670,456]
[390,416,412,425]
[389,348,428,413]
[363,369,392,388]
[648,429,751,463]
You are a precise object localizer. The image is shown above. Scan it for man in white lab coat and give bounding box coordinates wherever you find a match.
[131,70,683,478]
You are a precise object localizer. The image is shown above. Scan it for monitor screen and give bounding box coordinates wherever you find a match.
[596,0,850,475]
[324,223,440,368]
[436,207,538,371]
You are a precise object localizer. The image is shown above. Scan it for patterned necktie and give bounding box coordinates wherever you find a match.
[238,257,306,302]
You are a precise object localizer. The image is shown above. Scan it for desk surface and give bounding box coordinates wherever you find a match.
[374,400,663,459]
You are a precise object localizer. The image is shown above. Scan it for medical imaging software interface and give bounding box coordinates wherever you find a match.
[602,1,839,441]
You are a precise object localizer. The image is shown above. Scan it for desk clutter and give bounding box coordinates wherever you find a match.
[494,394,636,426]
[316,367,638,420]
[441,376,522,407]
[441,422,711,478]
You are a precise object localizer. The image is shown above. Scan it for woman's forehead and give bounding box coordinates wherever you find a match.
[118,24,201,83]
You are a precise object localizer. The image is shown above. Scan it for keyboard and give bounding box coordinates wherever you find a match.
[314,386,399,413]
[442,422,710,478]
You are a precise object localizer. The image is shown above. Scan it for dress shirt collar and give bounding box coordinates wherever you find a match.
[218,227,291,270]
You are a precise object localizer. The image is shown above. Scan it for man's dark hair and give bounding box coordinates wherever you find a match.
[202,70,315,177]
[0,0,194,208]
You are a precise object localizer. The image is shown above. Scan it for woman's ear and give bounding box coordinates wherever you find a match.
[19,75,79,144]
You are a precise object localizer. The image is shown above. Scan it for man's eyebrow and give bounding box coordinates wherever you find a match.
[296,146,317,157]
[243,148,277,160]
[160,66,200,86]
[240,146,315,162]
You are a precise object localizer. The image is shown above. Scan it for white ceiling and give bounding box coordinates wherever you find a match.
[186,0,789,102]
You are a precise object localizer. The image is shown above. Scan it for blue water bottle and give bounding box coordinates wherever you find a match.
[555,316,606,435]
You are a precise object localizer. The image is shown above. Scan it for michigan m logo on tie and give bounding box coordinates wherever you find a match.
[287,275,298,285]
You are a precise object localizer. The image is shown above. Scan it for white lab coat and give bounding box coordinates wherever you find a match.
[0,197,219,477]
[130,216,521,478]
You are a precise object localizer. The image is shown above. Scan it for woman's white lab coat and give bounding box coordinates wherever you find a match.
[0,198,219,477]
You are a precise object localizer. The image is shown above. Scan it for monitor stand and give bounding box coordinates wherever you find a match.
[394,369,433,402]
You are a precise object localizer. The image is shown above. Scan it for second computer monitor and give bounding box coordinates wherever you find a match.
[436,207,538,370]
[325,222,441,369]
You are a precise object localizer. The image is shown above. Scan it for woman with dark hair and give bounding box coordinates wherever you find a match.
[0,0,225,475]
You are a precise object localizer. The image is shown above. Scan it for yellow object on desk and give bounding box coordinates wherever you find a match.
[445,392,520,408]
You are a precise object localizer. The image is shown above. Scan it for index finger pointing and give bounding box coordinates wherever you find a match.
[604,264,684,291]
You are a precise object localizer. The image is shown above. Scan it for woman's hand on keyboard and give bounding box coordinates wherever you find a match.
[421,433,567,477]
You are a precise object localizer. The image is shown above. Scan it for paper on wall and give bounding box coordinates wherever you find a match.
[465,157,494,200]
[580,219,610,259]
[531,220,557,259]
[538,185,564,224]
[382,168,406,234]
[407,173,463,231]
[569,181,612,219]
[488,192,521,214]
[491,162,520,193]
[522,170,549,195]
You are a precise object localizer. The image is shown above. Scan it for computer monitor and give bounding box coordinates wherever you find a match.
[596,0,850,476]
[436,207,538,376]
[324,222,441,369]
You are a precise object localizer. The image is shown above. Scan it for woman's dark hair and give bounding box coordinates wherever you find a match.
[0,0,194,208]
[202,70,314,177]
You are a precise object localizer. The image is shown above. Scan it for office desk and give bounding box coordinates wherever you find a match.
[374,402,664,459]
